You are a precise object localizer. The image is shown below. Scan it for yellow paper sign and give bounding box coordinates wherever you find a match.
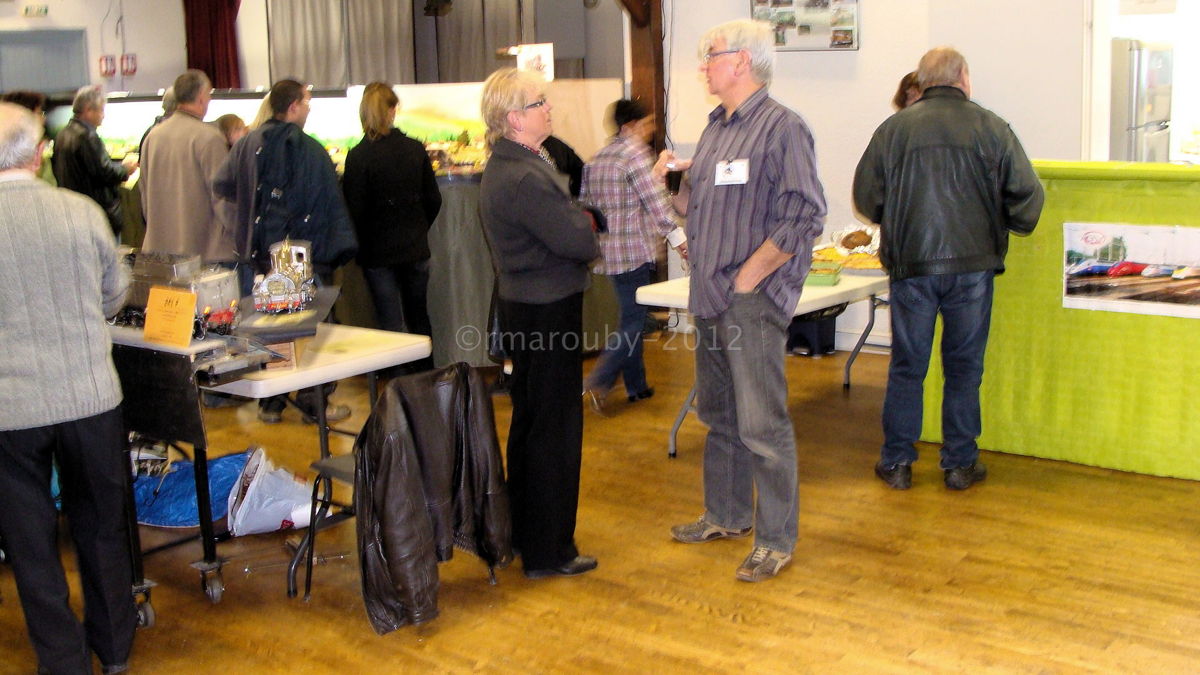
[143,286,197,348]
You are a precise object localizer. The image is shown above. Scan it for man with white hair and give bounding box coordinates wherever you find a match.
[141,69,233,263]
[52,85,137,239]
[662,19,826,582]
[0,102,136,674]
[853,47,1043,491]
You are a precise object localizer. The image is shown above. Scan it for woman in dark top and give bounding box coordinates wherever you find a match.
[343,82,442,370]
[479,68,601,579]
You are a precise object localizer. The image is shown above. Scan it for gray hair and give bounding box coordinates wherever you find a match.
[481,68,545,150]
[699,19,775,86]
[72,85,105,115]
[173,70,210,105]
[917,47,968,90]
[0,102,46,171]
[162,86,178,115]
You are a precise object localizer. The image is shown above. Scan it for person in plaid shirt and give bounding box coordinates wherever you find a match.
[580,99,687,414]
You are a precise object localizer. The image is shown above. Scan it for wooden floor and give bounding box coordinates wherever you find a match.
[3,333,1199,673]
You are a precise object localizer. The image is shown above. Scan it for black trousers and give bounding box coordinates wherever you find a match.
[362,259,435,372]
[499,292,585,571]
[0,407,136,674]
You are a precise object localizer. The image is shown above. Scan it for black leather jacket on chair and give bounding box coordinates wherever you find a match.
[355,363,512,634]
[852,86,1044,282]
[52,117,129,237]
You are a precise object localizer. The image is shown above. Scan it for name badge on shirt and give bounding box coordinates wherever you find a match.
[715,159,749,186]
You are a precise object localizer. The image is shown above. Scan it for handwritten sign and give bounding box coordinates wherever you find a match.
[143,286,196,348]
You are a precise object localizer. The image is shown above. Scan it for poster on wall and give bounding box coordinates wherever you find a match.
[751,0,859,51]
[1063,221,1200,319]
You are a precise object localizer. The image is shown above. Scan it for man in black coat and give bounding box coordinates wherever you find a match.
[52,85,138,239]
[853,47,1044,492]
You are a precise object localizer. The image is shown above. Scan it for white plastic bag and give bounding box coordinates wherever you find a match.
[227,447,313,536]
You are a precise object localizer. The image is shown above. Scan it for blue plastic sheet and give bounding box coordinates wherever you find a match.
[133,450,252,528]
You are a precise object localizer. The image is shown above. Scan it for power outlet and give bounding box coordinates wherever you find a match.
[22,4,49,17]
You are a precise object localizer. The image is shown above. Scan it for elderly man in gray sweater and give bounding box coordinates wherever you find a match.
[0,102,136,675]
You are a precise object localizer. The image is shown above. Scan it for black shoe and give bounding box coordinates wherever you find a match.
[523,555,598,579]
[627,387,654,403]
[944,461,987,490]
[874,460,912,490]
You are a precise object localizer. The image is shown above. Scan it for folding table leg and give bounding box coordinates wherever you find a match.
[189,443,224,603]
[843,295,887,390]
[668,386,698,459]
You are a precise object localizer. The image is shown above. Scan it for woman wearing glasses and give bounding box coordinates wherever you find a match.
[479,68,600,580]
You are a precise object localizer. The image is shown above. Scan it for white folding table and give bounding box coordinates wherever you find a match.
[635,274,889,457]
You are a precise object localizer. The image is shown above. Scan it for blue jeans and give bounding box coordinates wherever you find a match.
[694,291,798,553]
[881,270,994,470]
[585,262,652,397]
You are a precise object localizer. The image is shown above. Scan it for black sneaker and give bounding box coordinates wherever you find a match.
[874,461,912,490]
[944,461,987,490]
[627,387,655,403]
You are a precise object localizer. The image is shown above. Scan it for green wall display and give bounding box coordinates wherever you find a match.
[920,160,1200,480]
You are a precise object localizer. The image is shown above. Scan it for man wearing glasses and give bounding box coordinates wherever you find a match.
[661,19,826,582]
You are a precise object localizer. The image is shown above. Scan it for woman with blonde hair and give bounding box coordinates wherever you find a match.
[479,68,600,579]
[342,82,441,371]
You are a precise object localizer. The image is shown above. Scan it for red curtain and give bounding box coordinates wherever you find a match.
[183,0,242,89]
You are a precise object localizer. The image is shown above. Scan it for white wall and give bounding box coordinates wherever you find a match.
[0,0,185,93]
[663,0,1089,346]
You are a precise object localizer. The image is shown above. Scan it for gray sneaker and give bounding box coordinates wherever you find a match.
[735,546,792,582]
[670,516,752,544]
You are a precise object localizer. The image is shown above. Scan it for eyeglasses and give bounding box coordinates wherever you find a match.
[703,48,741,63]
[523,97,548,110]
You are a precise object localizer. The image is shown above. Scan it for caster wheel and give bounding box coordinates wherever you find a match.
[202,572,224,604]
[136,601,156,629]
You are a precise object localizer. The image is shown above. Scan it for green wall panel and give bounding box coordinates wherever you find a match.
[920,161,1200,480]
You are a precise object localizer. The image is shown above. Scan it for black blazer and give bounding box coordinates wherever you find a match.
[343,129,442,267]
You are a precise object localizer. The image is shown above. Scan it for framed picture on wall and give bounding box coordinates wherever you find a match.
[751,0,859,51]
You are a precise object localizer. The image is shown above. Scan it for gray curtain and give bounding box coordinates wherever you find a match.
[346,0,416,85]
[268,0,348,88]
[436,0,533,83]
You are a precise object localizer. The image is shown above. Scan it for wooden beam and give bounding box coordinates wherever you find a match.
[617,0,650,28]
[624,0,666,152]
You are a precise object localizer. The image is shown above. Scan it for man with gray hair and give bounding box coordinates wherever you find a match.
[52,85,137,239]
[661,19,826,582]
[0,102,136,674]
[853,47,1043,491]
[140,70,233,263]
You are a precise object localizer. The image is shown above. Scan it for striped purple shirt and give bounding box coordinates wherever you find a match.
[581,134,681,275]
[686,87,827,319]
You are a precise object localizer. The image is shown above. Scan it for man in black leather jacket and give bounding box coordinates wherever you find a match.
[52,85,137,239]
[853,47,1043,492]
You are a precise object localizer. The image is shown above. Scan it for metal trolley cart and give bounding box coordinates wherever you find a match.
[111,335,254,604]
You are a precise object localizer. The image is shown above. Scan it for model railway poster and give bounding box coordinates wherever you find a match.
[752,0,858,51]
[1063,221,1200,319]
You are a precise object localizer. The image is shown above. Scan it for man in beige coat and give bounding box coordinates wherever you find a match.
[140,70,233,262]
